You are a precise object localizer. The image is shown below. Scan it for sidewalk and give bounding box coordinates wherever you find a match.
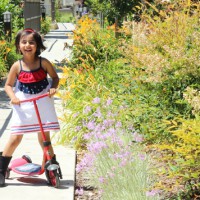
[0,23,76,200]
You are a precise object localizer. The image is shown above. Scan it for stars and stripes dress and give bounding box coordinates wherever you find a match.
[10,58,60,135]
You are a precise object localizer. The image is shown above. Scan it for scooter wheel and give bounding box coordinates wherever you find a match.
[48,170,60,188]
[22,155,32,163]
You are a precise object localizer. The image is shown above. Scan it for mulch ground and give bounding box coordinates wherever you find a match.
[74,151,101,200]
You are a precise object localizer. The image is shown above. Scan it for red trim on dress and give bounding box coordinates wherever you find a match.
[18,68,47,83]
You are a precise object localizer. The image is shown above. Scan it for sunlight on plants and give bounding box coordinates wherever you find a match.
[57,1,200,198]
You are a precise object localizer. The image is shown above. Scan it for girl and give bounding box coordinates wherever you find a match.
[0,28,61,187]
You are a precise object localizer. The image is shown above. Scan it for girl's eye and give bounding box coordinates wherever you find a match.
[29,41,35,45]
[21,41,35,45]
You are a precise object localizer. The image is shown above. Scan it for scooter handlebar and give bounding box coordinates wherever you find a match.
[20,93,49,103]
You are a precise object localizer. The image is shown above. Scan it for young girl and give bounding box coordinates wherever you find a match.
[0,28,60,187]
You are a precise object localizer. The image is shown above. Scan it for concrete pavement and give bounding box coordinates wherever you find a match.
[0,23,76,200]
[42,22,75,63]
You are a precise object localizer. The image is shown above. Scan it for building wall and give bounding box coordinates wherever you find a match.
[62,0,74,7]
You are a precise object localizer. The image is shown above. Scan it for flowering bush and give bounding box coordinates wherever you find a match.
[69,16,122,71]
[58,1,200,198]
[75,97,159,200]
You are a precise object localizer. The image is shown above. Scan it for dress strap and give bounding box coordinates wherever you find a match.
[39,57,47,73]
[40,57,42,68]
[19,59,23,71]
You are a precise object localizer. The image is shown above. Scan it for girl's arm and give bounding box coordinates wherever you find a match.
[4,62,20,104]
[42,58,59,97]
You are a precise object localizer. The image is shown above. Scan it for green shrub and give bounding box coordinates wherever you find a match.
[0,40,10,78]
[57,1,200,197]
[40,17,51,35]
[0,57,6,80]
[69,16,123,70]
[154,118,200,199]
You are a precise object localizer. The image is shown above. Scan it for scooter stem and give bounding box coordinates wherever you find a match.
[33,100,52,161]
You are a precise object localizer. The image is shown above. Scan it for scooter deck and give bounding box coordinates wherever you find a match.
[13,163,42,175]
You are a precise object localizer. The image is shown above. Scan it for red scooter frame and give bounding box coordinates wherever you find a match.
[6,93,62,188]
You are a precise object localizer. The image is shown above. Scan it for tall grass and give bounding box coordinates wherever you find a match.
[75,97,160,200]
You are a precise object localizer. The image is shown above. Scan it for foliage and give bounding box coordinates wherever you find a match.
[0,1,23,78]
[120,0,200,141]
[154,118,200,199]
[183,87,200,115]
[0,58,6,80]
[84,0,142,25]
[0,39,20,79]
[75,97,159,200]
[69,16,122,70]
[0,40,11,78]
[40,17,51,35]
[0,0,24,37]
[57,0,200,198]
[122,0,200,198]
[57,15,160,199]
[56,10,75,23]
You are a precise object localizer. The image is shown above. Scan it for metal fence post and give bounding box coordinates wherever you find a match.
[51,0,55,22]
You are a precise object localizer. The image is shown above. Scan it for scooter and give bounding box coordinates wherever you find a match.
[5,93,62,188]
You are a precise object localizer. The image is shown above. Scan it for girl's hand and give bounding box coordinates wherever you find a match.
[10,97,20,105]
[48,88,57,97]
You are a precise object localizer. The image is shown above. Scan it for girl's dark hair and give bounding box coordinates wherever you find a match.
[15,28,46,56]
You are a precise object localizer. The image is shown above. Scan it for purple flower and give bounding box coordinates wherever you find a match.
[73,112,79,118]
[146,190,159,197]
[94,124,103,132]
[108,172,115,178]
[107,127,116,135]
[87,120,96,130]
[76,153,94,172]
[113,151,131,160]
[99,176,105,183]
[93,107,102,118]
[75,187,84,196]
[120,160,127,167]
[107,111,114,117]
[92,97,101,104]
[111,166,116,171]
[111,136,123,146]
[132,132,144,142]
[103,119,114,128]
[88,141,107,154]
[83,105,91,114]
[76,126,82,131]
[115,121,122,128]
[106,98,113,106]
[83,132,92,140]
[138,153,146,161]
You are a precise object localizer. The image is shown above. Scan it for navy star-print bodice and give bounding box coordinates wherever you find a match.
[18,58,49,94]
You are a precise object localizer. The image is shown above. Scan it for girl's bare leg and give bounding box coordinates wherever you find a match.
[2,135,23,157]
[37,131,54,167]
[37,131,54,156]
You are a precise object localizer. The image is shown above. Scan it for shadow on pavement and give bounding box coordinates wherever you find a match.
[6,177,74,189]
[0,90,10,109]
[0,110,12,137]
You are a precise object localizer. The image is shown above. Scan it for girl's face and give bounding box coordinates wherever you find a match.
[19,34,37,56]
